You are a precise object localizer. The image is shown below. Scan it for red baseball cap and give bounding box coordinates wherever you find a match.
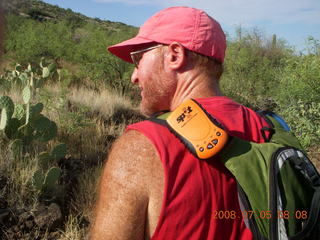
[108,6,226,63]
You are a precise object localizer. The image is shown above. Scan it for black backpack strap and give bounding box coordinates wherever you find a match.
[270,147,320,240]
[149,111,171,126]
[257,110,291,142]
[256,110,276,142]
[289,151,320,240]
[289,187,320,240]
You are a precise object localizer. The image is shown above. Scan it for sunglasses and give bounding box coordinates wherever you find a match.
[130,45,163,68]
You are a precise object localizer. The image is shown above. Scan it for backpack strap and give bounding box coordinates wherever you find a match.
[290,188,320,240]
[257,110,291,142]
[269,147,320,240]
[149,111,171,126]
[257,111,304,151]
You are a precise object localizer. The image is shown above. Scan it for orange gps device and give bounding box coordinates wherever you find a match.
[166,99,229,159]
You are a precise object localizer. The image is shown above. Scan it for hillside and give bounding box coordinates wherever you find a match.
[2,0,139,95]
[3,0,133,30]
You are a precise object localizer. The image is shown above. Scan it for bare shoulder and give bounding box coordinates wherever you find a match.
[90,130,162,240]
[106,130,160,188]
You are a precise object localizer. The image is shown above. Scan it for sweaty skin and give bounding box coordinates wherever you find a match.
[90,130,164,240]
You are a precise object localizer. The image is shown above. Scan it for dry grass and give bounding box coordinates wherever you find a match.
[0,138,39,207]
[58,214,88,240]
[70,165,102,219]
[0,84,144,239]
[67,87,137,118]
[41,85,143,162]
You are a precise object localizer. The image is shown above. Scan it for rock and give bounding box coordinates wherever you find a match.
[34,203,62,230]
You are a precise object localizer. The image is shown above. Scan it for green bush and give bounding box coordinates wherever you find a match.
[278,101,320,149]
[276,54,320,106]
[4,14,137,92]
[222,27,292,109]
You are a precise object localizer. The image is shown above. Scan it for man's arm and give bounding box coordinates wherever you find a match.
[90,130,160,240]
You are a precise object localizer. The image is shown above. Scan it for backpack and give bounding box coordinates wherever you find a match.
[149,99,320,240]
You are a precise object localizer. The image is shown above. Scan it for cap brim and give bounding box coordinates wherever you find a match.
[107,36,155,63]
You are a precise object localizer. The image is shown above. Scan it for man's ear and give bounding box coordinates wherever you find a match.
[165,42,187,70]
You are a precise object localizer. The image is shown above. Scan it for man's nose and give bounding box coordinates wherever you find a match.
[131,68,139,84]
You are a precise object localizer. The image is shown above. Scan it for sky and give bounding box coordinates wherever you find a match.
[42,0,320,52]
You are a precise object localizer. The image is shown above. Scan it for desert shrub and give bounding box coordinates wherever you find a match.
[275,54,320,106]
[4,14,137,93]
[277,101,320,149]
[5,14,74,62]
[222,27,292,109]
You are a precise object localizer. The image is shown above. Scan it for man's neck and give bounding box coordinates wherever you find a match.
[170,72,223,111]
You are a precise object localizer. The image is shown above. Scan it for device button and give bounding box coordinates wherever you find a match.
[212,139,218,145]
[199,147,205,152]
[207,143,214,149]
[216,132,221,136]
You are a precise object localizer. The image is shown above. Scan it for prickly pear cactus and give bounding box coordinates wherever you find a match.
[4,118,21,139]
[37,143,67,169]
[32,167,61,193]
[22,86,31,104]
[33,116,57,142]
[32,170,45,191]
[44,167,61,190]
[13,104,25,120]
[38,151,52,169]
[0,108,9,130]
[51,143,67,160]
[0,96,15,130]
[1,59,66,201]
[31,103,44,117]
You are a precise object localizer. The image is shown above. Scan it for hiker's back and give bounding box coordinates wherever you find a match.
[127,96,268,239]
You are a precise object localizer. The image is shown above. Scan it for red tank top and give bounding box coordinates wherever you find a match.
[127,97,269,240]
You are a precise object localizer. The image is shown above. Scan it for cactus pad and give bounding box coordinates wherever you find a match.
[35,78,44,89]
[32,170,45,191]
[18,124,34,144]
[0,96,14,119]
[22,86,31,104]
[34,116,57,142]
[0,108,8,130]
[48,63,57,73]
[13,104,25,120]
[4,118,21,139]
[44,167,61,189]
[19,73,28,85]
[51,143,67,160]
[31,103,44,117]
[0,95,14,130]
[42,67,50,78]
[38,152,53,169]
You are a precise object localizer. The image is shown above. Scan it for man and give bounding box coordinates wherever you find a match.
[91,7,270,240]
